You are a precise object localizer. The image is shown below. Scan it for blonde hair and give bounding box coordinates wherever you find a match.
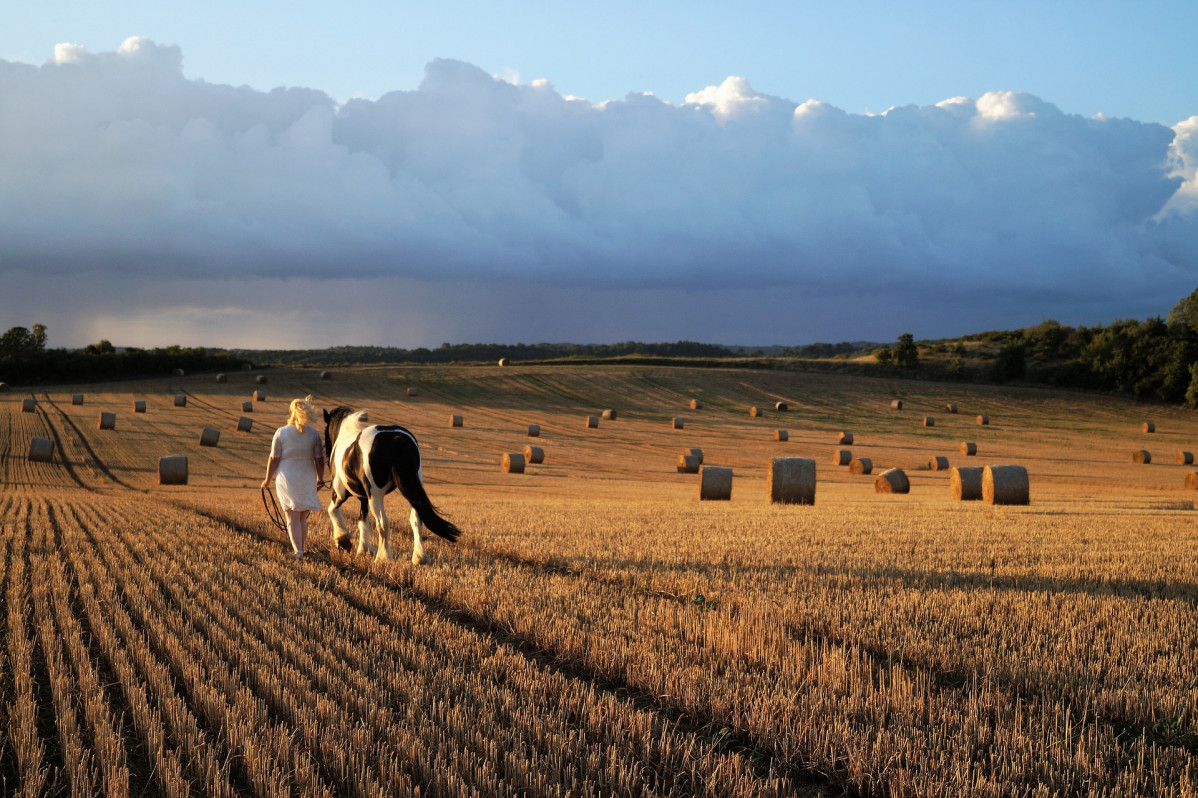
[288,395,317,432]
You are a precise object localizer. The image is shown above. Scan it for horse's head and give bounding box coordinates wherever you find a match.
[322,406,355,460]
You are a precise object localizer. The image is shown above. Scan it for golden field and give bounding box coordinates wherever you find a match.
[2,362,1197,797]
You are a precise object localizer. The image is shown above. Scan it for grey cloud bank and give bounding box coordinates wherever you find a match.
[2,38,1196,348]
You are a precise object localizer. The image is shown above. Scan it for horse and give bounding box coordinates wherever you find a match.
[323,406,462,564]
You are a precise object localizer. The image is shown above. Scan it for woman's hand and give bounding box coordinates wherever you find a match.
[260,478,271,490]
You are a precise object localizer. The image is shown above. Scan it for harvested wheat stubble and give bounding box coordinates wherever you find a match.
[255,375,267,384]
[174,394,187,407]
[850,457,873,475]
[237,416,253,433]
[242,401,253,412]
[27,437,53,463]
[199,427,220,447]
[960,441,978,456]
[527,423,540,437]
[929,455,950,471]
[775,401,789,411]
[688,447,704,464]
[699,466,733,501]
[767,457,816,504]
[253,390,266,401]
[585,415,599,429]
[450,414,464,428]
[601,408,617,420]
[1187,472,1198,489]
[97,412,116,430]
[983,464,1030,505]
[951,466,984,501]
[1177,451,1195,465]
[523,445,544,464]
[216,373,227,383]
[891,399,903,410]
[690,398,702,410]
[833,449,852,466]
[677,454,700,473]
[173,368,185,377]
[1132,450,1152,464]
[774,429,788,441]
[672,417,684,430]
[749,406,762,417]
[320,370,331,380]
[501,452,525,473]
[72,393,84,405]
[21,397,35,412]
[875,467,910,493]
[133,400,146,413]
[977,414,990,425]
[407,387,418,397]
[498,358,509,367]
[945,403,958,413]
[838,431,854,445]
[158,455,188,485]
[923,416,935,427]
[1142,421,1156,433]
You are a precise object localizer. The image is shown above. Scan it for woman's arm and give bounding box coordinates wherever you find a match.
[260,456,281,490]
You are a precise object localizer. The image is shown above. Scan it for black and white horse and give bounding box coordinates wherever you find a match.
[323,406,461,564]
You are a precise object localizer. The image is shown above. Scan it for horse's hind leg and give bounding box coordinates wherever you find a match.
[410,507,424,566]
[369,489,394,562]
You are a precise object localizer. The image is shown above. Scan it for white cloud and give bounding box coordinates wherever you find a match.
[0,39,1195,346]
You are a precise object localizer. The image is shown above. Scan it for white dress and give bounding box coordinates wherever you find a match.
[270,424,324,512]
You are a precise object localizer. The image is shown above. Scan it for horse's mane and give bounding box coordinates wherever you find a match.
[326,406,373,449]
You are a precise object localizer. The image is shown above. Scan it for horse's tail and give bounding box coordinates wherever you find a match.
[393,466,462,543]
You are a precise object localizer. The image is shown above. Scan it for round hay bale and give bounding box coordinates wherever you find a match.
[749,406,762,417]
[527,424,540,437]
[242,363,253,371]
[775,402,789,411]
[874,468,910,494]
[923,416,935,427]
[174,394,187,407]
[320,370,331,380]
[27,437,53,463]
[1177,451,1194,465]
[950,466,984,501]
[199,427,220,447]
[977,414,990,426]
[450,414,464,428]
[585,415,599,429]
[133,400,146,413]
[849,457,873,475]
[929,455,949,471]
[774,429,788,442]
[237,416,253,433]
[833,449,852,466]
[1142,422,1156,433]
[158,455,188,485]
[242,401,253,413]
[0,382,7,391]
[523,445,544,464]
[255,375,267,385]
[501,452,525,473]
[173,368,185,377]
[767,457,816,505]
[72,394,84,406]
[838,432,854,445]
[676,454,700,473]
[960,441,978,456]
[216,373,227,383]
[601,409,617,420]
[945,403,958,414]
[672,417,684,430]
[407,387,418,397]
[983,465,1029,505]
[21,397,35,412]
[690,399,702,410]
[891,399,903,410]
[498,358,509,367]
[1186,472,1198,489]
[97,412,116,430]
[253,391,266,402]
[1132,449,1151,464]
[687,447,704,464]
[699,466,733,501]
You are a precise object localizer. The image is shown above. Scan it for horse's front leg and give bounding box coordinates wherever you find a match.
[356,497,377,556]
[326,488,353,551]
[369,488,394,562]
[410,507,424,566]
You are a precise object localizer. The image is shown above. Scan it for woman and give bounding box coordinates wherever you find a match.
[261,395,326,558]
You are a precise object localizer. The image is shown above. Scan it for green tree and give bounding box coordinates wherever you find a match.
[891,333,920,370]
[0,324,47,359]
[1167,287,1198,339]
[83,339,115,356]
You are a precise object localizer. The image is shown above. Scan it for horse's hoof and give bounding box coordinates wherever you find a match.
[411,553,424,566]
[335,536,352,552]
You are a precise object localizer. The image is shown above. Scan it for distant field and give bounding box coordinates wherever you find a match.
[2,363,1197,796]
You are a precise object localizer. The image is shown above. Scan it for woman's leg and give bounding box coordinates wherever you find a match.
[285,509,307,556]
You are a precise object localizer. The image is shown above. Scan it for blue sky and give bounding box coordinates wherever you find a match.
[1,3,1197,348]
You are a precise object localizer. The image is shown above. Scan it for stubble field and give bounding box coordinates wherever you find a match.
[2,362,1197,797]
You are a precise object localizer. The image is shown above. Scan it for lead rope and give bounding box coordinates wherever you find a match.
[260,487,288,533]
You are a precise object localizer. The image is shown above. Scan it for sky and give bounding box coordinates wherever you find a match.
[2,2,1197,349]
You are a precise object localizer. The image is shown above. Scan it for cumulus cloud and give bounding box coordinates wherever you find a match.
[0,38,1195,346]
